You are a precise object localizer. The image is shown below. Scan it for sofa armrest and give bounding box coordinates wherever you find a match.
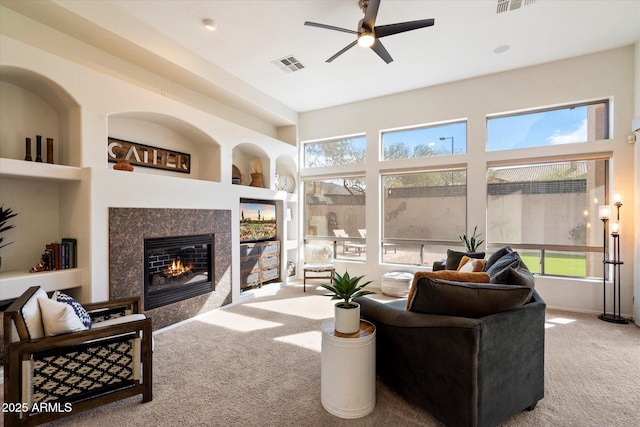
[355,297,483,329]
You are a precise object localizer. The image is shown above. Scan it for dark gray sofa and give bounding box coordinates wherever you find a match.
[355,289,545,427]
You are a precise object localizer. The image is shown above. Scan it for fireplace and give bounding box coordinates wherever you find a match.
[144,234,214,310]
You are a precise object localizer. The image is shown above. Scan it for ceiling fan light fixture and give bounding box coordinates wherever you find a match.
[358,32,375,48]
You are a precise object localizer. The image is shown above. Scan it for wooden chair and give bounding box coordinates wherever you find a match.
[303,244,335,292]
[3,286,153,426]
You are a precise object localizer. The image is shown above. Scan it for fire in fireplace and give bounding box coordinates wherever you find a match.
[144,234,214,310]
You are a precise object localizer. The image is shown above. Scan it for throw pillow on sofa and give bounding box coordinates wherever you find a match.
[483,249,522,277]
[444,249,485,270]
[406,275,533,318]
[406,270,490,310]
[457,256,486,272]
[491,265,536,289]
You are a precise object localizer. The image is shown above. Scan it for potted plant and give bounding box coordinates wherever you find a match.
[0,205,18,269]
[321,270,375,334]
[459,225,484,253]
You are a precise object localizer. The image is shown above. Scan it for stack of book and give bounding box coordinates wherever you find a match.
[41,238,77,270]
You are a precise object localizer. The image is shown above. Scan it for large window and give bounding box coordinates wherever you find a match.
[487,159,607,278]
[382,169,466,266]
[382,121,467,160]
[487,100,608,151]
[304,177,367,261]
[303,135,366,168]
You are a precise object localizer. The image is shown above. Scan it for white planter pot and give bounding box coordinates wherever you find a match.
[334,302,360,334]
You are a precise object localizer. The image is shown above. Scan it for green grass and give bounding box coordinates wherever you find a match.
[520,252,586,277]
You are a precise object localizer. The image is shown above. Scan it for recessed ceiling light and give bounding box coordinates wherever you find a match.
[202,18,217,31]
[493,45,510,54]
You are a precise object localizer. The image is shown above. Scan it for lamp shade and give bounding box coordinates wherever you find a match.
[610,221,621,235]
[599,205,611,220]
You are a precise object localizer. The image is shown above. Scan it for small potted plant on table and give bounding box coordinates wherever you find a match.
[322,271,375,334]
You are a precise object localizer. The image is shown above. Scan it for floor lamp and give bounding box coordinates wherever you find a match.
[598,197,628,324]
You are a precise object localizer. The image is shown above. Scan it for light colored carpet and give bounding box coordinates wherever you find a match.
[17,282,640,426]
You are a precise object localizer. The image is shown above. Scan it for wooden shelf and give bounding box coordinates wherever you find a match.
[0,158,82,182]
[0,268,82,300]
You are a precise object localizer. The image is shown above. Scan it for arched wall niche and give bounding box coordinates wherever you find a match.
[107,112,221,182]
[275,154,297,189]
[0,65,81,166]
[232,142,271,188]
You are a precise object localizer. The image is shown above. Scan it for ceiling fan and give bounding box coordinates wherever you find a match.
[304,0,435,64]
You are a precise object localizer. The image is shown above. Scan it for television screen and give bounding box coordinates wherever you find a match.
[240,199,277,242]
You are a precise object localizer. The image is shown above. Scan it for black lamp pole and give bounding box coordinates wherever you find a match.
[598,201,628,324]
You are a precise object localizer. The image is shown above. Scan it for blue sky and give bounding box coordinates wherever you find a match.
[488,106,588,150]
[382,122,467,158]
[381,105,590,156]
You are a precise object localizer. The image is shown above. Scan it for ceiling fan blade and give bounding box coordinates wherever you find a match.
[371,39,393,64]
[327,40,358,62]
[362,0,381,30]
[304,21,358,35]
[375,18,435,38]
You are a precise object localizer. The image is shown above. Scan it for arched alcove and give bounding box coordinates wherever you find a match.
[0,65,81,166]
[108,112,221,182]
[232,142,271,188]
[275,153,297,192]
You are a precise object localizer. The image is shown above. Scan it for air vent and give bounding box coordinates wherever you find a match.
[496,0,536,14]
[272,56,305,73]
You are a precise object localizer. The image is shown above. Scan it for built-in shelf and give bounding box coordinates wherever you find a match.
[0,158,82,182]
[0,268,83,300]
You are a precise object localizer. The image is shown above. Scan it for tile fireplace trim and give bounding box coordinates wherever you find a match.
[109,208,232,330]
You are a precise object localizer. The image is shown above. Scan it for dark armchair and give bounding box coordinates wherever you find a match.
[356,289,545,427]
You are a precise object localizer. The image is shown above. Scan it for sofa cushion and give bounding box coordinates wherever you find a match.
[407,276,533,318]
[445,249,485,270]
[38,296,89,336]
[92,313,147,328]
[491,265,536,289]
[20,287,48,339]
[53,291,93,328]
[406,271,490,310]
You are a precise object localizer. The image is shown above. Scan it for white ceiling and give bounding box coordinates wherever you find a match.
[5,0,640,125]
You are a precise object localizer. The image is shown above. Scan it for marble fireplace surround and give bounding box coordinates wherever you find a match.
[109,208,232,330]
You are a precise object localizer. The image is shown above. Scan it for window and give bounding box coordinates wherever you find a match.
[382,169,466,266]
[382,121,467,160]
[487,100,608,151]
[303,177,367,261]
[303,135,366,168]
[486,159,607,278]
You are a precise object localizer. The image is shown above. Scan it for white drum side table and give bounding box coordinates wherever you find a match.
[321,319,376,418]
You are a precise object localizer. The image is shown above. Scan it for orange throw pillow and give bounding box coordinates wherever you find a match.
[457,256,486,272]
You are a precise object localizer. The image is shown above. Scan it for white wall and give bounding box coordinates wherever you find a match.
[0,32,296,304]
[299,46,637,318]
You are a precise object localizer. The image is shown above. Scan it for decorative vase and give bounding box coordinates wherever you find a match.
[334,301,361,334]
[35,135,43,162]
[25,137,32,161]
[113,158,134,172]
[250,172,264,188]
[46,138,54,164]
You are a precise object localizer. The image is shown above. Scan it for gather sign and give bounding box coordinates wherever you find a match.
[107,137,190,173]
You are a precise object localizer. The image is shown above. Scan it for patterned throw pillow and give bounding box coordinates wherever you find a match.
[53,291,92,328]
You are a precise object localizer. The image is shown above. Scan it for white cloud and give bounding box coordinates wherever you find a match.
[547,119,587,145]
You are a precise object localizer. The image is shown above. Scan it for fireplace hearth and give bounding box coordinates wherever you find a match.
[144,234,214,310]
